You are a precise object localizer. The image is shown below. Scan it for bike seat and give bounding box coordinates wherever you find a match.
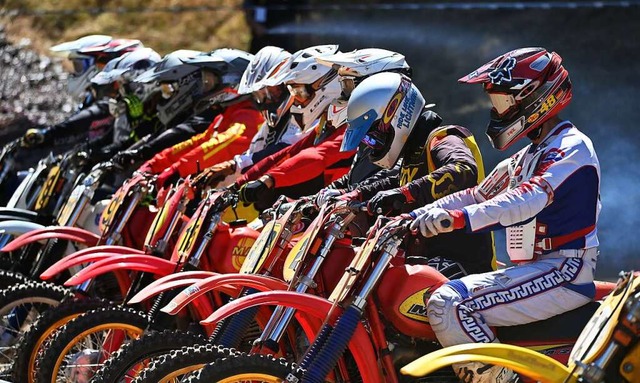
[497,301,599,343]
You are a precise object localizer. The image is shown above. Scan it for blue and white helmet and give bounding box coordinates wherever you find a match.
[343,72,426,169]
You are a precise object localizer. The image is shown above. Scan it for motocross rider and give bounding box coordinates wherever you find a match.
[137,48,269,190]
[192,46,304,189]
[411,48,600,383]
[21,38,145,153]
[327,71,495,278]
[228,45,356,210]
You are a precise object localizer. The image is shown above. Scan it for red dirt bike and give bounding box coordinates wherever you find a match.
[189,216,616,383]
[105,201,364,383]
[84,198,326,382]
[32,187,263,383]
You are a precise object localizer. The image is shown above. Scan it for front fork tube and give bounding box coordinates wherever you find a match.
[302,243,398,382]
[259,234,339,350]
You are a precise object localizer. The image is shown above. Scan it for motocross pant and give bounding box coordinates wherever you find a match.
[426,249,598,383]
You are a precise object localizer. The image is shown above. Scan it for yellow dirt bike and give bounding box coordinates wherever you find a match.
[402,271,639,383]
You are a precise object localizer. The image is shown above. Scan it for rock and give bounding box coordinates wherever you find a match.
[0,25,74,143]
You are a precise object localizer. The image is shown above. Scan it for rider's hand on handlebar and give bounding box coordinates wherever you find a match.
[315,188,345,207]
[409,207,462,237]
[367,188,407,216]
[194,160,236,188]
[238,175,273,204]
[21,128,45,148]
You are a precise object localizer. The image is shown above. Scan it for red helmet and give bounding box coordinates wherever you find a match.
[459,47,572,150]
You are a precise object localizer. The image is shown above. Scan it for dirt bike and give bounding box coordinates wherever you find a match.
[402,270,639,383]
[86,198,318,383]
[0,171,155,381]
[0,160,114,282]
[32,188,263,383]
[188,216,615,383]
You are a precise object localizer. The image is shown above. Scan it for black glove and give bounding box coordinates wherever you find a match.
[367,188,406,216]
[113,149,142,167]
[238,180,269,204]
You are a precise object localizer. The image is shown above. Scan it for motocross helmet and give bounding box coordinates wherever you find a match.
[261,44,342,131]
[183,48,254,112]
[316,48,411,100]
[343,72,426,169]
[238,46,292,128]
[49,35,113,98]
[459,47,572,150]
[134,49,206,126]
[316,48,412,140]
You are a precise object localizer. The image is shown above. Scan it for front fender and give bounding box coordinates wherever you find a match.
[0,207,45,223]
[1,226,100,252]
[400,343,574,383]
[199,291,383,383]
[64,255,179,286]
[40,245,144,280]
[128,271,219,304]
[0,220,45,239]
[161,274,289,315]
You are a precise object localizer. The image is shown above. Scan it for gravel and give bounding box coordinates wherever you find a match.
[0,24,75,143]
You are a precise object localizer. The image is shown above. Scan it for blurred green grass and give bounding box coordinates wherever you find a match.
[2,0,250,55]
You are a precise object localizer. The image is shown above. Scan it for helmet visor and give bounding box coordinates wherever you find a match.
[487,92,517,117]
[340,108,378,152]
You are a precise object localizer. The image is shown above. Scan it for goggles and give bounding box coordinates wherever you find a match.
[252,85,283,105]
[160,82,177,99]
[287,83,311,106]
[361,121,386,151]
[487,91,517,117]
[71,59,91,75]
[201,69,219,93]
[338,76,356,99]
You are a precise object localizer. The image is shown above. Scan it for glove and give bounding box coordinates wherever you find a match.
[113,149,142,167]
[239,179,270,204]
[156,167,181,190]
[337,189,362,202]
[367,188,406,216]
[315,188,344,207]
[21,128,45,148]
[195,160,237,187]
[410,207,463,238]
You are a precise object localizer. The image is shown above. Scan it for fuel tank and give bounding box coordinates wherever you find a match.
[377,264,448,339]
[201,221,260,274]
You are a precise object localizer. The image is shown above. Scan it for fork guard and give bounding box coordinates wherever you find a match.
[198,290,383,383]
[1,225,100,252]
[161,273,289,315]
[40,245,145,280]
[400,343,574,383]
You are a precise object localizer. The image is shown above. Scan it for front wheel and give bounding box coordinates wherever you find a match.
[185,353,300,383]
[10,297,107,383]
[133,343,237,383]
[35,306,149,383]
[91,329,205,383]
[0,281,72,378]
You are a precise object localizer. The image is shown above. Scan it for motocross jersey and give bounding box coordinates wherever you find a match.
[358,110,495,275]
[232,112,303,172]
[428,121,601,258]
[236,119,356,199]
[41,99,114,147]
[129,108,219,162]
[141,100,262,176]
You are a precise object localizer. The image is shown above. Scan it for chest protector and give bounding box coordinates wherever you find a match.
[505,148,546,262]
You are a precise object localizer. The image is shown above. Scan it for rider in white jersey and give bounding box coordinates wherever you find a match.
[410,47,601,383]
